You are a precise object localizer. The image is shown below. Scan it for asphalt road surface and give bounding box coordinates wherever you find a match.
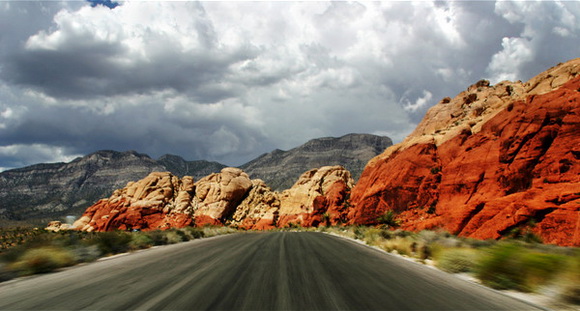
[0,232,542,310]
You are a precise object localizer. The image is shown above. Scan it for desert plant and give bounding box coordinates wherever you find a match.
[377,237,413,256]
[95,231,132,255]
[558,253,580,305]
[129,233,154,250]
[182,227,205,239]
[376,210,400,228]
[476,243,566,292]
[11,246,75,275]
[435,248,479,273]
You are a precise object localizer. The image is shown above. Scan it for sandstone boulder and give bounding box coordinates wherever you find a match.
[228,179,280,230]
[277,166,354,227]
[72,172,195,231]
[192,167,253,226]
[45,221,70,232]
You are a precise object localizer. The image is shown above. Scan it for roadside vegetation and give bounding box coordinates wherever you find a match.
[0,226,237,283]
[315,226,579,306]
[2,225,578,307]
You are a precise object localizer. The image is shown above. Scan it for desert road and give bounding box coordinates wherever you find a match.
[0,232,542,310]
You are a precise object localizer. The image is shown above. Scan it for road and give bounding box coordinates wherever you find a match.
[0,232,542,310]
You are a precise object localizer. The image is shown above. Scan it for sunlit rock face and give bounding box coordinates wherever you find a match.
[73,166,355,232]
[349,59,580,246]
[191,168,253,226]
[72,172,196,231]
[276,165,354,228]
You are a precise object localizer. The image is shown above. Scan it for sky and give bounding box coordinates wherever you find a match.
[0,0,579,170]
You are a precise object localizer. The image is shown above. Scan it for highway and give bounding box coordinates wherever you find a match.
[0,232,542,310]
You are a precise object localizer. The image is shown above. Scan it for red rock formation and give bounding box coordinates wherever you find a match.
[277,166,354,228]
[350,59,580,246]
[73,172,195,231]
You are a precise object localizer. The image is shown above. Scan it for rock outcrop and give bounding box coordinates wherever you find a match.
[349,59,580,246]
[192,168,253,226]
[277,166,354,227]
[73,172,195,231]
[228,179,280,230]
[240,134,391,190]
[72,165,354,232]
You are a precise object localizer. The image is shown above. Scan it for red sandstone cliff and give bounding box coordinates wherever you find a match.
[349,59,580,246]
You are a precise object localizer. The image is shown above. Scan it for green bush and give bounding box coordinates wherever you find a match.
[70,245,102,263]
[559,254,580,305]
[476,243,566,292]
[129,233,154,250]
[95,231,132,255]
[182,227,205,239]
[144,230,169,246]
[376,210,400,228]
[436,248,479,273]
[165,230,187,244]
[11,246,75,275]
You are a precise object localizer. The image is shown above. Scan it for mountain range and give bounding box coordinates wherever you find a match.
[0,134,390,226]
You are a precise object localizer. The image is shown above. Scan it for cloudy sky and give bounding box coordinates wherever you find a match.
[0,0,579,170]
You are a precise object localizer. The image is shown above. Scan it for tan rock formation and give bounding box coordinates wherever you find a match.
[45,221,70,232]
[277,165,354,227]
[228,179,280,230]
[72,172,195,231]
[191,167,253,226]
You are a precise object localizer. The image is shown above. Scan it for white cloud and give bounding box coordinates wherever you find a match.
[0,1,579,169]
[487,37,533,83]
[402,90,433,113]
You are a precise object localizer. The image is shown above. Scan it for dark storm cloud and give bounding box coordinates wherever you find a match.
[0,1,579,171]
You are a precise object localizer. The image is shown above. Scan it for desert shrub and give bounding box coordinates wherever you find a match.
[70,245,102,263]
[363,228,382,245]
[353,226,366,240]
[558,253,580,305]
[129,233,154,250]
[376,210,400,228]
[204,226,238,236]
[476,243,567,292]
[146,230,170,246]
[436,248,479,273]
[0,263,18,282]
[95,231,132,255]
[377,237,413,256]
[182,227,205,239]
[165,230,187,244]
[11,246,75,275]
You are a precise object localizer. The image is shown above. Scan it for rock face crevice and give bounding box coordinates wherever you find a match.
[348,58,580,246]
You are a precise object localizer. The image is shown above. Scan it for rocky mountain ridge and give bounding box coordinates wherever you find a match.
[240,133,392,190]
[1,134,389,225]
[0,150,225,225]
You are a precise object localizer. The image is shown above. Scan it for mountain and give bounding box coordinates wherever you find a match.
[0,151,225,226]
[157,154,226,179]
[0,133,385,226]
[240,133,392,191]
[348,58,580,246]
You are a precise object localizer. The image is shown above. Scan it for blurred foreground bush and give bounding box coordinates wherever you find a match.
[476,242,567,292]
[11,246,75,275]
[0,226,226,283]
